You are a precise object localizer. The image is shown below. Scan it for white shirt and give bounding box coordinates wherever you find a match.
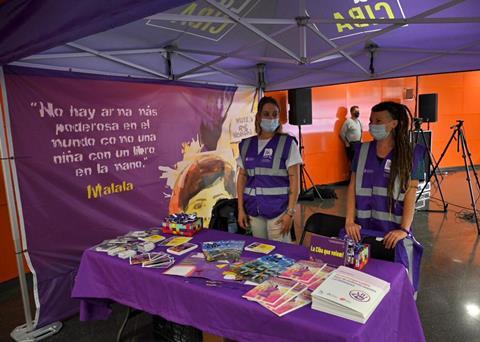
[236,137,303,169]
[340,118,363,143]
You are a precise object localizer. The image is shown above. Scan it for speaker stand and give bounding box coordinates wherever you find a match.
[297,125,323,201]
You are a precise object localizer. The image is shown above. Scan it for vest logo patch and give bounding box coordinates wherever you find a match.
[384,159,391,173]
[263,148,273,159]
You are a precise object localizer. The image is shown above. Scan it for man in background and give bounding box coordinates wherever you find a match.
[340,105,363,162]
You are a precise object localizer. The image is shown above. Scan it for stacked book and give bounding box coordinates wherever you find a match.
[232,253,295,283]
[202,240,245,262]
[311,266,390,323]
[242,277,311,316]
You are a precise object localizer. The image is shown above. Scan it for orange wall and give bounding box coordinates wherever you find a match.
[417,72,480,168]
[268,71,480,185]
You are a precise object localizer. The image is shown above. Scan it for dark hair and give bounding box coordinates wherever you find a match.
[350,106,359,114]
[371,101,413,207]
[255,96,282,135]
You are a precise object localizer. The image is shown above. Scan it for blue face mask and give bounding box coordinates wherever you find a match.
[260,118,279,132]
[369,124,390,140]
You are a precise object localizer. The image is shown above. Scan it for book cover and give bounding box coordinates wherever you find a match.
[233,254,296,283]
[202,240,245,262]
[263,291,312,317]
[279,260,325,283]
[140,234,166,243]
[311,266,390,323]
[244,242,276,254]
[160,236,193,247]
[242,277,297,306]
[167,243,198,255]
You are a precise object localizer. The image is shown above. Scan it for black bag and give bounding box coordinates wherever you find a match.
[208,198,247,235]
[306,185,338,199]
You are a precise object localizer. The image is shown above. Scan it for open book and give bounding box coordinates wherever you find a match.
[311,266,390,323]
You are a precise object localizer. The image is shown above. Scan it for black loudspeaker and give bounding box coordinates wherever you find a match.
[418,93,438,122]
[288,88,312,125]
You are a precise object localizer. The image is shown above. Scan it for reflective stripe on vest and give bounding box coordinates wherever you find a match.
[356,209,402,224]
[244,187,289,196]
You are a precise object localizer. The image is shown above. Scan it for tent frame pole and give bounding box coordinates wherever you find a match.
[378,39,480,76]
[0,68,63,341]
[175,51,255,85]
[310,0,465,63]
[145,13,480,25]
[204,0,302,64]
[66,42,170,79]
[176,25,294,79]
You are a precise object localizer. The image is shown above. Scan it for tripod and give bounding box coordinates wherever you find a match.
[417,120,480,234]
[297,125,323,201]
[412,121,448,212]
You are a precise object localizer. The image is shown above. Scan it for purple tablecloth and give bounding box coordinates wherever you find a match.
[72,230,425,342]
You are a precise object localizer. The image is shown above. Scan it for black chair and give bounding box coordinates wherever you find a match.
[299,212,345,245]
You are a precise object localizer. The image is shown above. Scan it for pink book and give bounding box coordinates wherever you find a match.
[242,277,297,306]
[279,260,326,283]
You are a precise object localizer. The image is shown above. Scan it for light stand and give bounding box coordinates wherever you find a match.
[418,120,480,234]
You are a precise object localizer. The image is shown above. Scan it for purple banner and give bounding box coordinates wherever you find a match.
[3,67,255,326]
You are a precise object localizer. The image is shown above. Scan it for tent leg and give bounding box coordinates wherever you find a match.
[0,67,63,340]
[11,322,63,342]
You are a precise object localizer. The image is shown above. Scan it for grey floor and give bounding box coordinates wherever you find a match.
[1,170,480,341]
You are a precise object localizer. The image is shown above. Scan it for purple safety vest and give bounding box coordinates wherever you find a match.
[239,134,293,219]
[353,141,426,291]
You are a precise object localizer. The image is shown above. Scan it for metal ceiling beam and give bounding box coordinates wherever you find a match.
[267,51,367,89]
[146,14,480,25]
[310,0,466,63]
[179,71,221,80]
[379,47,480,56]
[175,51,255,85]
[175,24,294,79]
[175,48,296,64]
[298,0,308,62]
[307,23,370,75]
[9,61,162,79]
[204,0,302,63]
[378,39,480,76]
[66,43,169,79]
[310,17,480,24]
[24,48,168,59]
[24,47,295,64]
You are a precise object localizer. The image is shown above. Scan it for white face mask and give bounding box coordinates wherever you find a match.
[260,118,279,132]
[369,124,390,140]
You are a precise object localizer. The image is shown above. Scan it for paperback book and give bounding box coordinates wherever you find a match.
[311,266,390,323]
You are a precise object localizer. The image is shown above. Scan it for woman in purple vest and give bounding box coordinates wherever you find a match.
[345,101,425,292]
[237,97,302,242]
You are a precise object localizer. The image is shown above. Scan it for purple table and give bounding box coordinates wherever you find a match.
[72,230,425,342]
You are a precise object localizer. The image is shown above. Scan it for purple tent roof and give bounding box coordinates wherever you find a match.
[2,0,480,89]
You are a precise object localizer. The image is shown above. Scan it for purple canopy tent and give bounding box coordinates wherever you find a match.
[3,0,480,90]
[1,0,480,340]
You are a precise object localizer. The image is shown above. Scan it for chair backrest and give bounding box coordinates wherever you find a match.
[304,212,345,238]
[209,198,246,235]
